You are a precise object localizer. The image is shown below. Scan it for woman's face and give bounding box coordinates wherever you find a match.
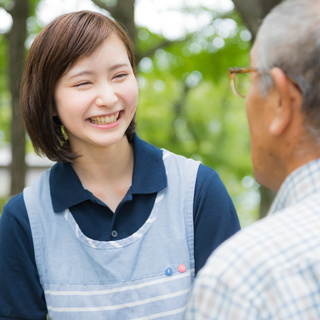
[54,33,138,154]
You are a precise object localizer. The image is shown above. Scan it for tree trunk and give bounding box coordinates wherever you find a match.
[111,0,136,45]
[91,0,136,45]
[8,0,28,196]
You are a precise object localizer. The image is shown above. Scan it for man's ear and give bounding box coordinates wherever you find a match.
[268,67,298,136]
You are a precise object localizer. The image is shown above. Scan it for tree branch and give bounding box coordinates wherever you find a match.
[136,40,176,62]
[1,0,15,15]
[136,32,195,62]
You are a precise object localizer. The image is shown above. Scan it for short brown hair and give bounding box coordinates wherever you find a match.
[21,11,137,162]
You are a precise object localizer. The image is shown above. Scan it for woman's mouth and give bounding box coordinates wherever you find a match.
[89,111,121,125]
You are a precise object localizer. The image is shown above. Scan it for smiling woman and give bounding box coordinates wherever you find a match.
[21,10,137,163]
[0,10,240,320]
[53,33,138,157]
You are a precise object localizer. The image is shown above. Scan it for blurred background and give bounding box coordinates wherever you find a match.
[0,0,283,226]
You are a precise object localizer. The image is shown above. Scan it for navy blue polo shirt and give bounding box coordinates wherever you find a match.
[0,134,240,320]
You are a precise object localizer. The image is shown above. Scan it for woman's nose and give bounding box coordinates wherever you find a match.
[95,85,118,107]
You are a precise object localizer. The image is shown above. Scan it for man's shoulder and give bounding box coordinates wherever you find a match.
[202,201,320,290]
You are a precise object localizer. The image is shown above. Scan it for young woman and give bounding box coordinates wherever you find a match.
[0,11,240,319]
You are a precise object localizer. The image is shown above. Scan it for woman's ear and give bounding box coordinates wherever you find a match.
[268,67,297,136]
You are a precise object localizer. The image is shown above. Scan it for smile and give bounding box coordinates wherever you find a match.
[89,112,121,125]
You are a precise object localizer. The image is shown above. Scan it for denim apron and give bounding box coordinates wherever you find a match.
[24,149,199,319]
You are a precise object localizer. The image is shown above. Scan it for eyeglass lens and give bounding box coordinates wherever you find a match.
[234,73,251,97]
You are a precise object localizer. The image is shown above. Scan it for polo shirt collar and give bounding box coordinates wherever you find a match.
[50,162,89,213]
[50,133,167,212]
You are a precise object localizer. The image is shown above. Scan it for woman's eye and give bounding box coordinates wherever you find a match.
[114,73,128,80]
[74,81,91,87]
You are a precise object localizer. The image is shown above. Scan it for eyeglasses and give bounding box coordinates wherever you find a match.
[228,67,301,98]
[228,67,257,98]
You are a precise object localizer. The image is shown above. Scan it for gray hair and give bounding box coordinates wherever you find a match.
[254,0,320,134]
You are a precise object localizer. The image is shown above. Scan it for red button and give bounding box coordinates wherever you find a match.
[178,264,186,273]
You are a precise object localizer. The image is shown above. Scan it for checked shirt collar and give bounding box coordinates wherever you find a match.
[268,158,320,215]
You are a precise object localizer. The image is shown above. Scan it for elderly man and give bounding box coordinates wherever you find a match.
[184,0,320,319]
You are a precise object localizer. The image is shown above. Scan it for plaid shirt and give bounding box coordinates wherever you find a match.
[185,159,320,319]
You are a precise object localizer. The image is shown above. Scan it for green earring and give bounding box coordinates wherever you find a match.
[61,125,68,141]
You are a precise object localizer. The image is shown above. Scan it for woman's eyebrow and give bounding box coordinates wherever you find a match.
[67,63,130,79]
[108,63,130,71]
[67,70,94,79]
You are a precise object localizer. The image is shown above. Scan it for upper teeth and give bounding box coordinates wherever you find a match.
[90,112,119,124]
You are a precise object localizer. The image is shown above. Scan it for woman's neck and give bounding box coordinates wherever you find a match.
[71,136,134,211]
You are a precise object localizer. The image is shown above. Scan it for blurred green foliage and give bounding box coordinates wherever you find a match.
[134,11,259,227]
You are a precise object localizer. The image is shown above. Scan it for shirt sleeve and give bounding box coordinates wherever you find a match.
[0,194,47,320]
[193,164,240,273]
